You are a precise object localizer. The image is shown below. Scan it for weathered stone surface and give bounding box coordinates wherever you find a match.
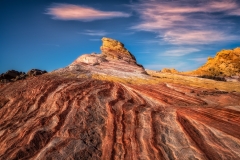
[72,53,108,66]
[100,37,136,64]
[66,37,147,78]
[188,47,240,76]
[1,38,240,160]
[0,74,240,160]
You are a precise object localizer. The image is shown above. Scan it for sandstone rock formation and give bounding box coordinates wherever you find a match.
[189,47,240,77]
[1,38,240,160]
[100,37,136,64]
[161,68,179,74]
[57,37,147,78]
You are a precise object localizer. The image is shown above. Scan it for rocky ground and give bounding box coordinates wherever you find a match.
[0,37,240,160]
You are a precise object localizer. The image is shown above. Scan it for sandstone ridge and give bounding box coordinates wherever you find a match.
[1,39,240,160]
[1,74,240,160]
[161,68,179,74]
[59,37,147,78]
[189,47,240,76]
[100,37,136,64]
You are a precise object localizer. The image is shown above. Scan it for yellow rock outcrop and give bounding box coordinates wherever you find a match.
[190,47,240,76]
[100,37,136,64]
[161,68,179,74]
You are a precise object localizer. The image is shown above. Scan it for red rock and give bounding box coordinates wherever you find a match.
[1,38,240,159]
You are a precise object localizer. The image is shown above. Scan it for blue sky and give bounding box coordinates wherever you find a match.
[1,0,240,73]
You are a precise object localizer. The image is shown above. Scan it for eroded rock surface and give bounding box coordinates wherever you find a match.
[1,38,240,160]
[189,47,240,77]
[71,53,107,66]
[100,37,136,64]
[57,37,147,78]
[0,75,240,160]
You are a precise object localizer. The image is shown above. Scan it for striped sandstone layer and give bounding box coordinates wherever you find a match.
[1,38,240,160]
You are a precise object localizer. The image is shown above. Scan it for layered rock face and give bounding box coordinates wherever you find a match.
[100,37,136,64]
[68,37,146,78]
[1,75,240,160]
[1,38,240,160]
[190,47,240,76]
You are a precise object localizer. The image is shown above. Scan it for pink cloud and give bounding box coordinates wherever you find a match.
[163,30,231,45]
[46,4,130,21]
[161,48,200,56]
[131,0,240,45]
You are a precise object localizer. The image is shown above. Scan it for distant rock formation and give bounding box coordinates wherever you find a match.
[0,70,26,83]
[161,68,179,74]
[59,37,147,78]
[27,69,47,77]
[190,47,240,76]
[0,69,47,83]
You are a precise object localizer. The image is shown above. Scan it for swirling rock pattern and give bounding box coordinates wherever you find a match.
[1,38,240,159]
[0,74,240,160]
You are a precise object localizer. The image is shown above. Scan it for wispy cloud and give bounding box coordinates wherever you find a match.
[188,57,208,63]
[79,30,109,36]
[161,48,200,56]
[46,4,131,21]
[163,30,234,45]
[136,40,160,44]
[131,0,240,45]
